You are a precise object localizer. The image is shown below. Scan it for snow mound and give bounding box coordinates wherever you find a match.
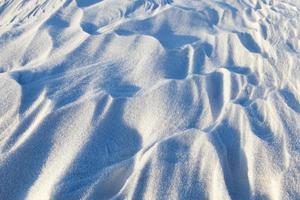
[0,0,300,199]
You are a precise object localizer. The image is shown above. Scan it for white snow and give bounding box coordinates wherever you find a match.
[0,0,300,199]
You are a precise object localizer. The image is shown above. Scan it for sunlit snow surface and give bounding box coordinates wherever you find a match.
[0,0,300,199]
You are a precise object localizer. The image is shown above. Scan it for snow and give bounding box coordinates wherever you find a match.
[0,0,299,199]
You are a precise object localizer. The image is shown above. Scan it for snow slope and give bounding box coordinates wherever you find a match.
[0,0,299,199]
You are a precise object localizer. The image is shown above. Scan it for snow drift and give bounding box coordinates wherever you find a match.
[0,0,299,199]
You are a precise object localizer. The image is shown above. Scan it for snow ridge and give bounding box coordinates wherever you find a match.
[0,0,299,199]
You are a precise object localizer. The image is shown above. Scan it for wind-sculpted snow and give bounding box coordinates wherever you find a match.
[0,0,300,199]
